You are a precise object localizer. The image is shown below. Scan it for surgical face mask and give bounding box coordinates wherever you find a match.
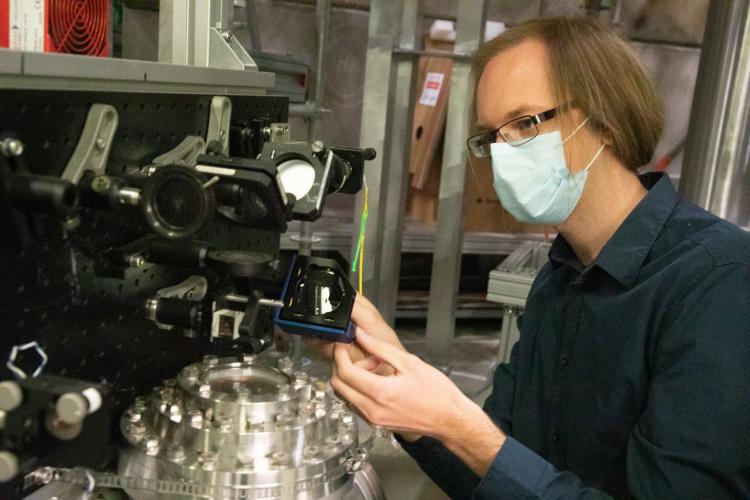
[490,119,605,225]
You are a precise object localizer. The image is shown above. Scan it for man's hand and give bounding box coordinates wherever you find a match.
[304,294,405,376]
[331,329,506,476]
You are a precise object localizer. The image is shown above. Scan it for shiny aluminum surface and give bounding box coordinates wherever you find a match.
[119,354,382,499]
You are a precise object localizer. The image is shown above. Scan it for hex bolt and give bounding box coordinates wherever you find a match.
[214,415,233,432]
[181,365,200,380]
[339,432,355,445]
[325,435,340,452]
[133,396,148,411]
[246,418,264,431]
[276,357,293,374]
[313,388,327,401]
[241,353,256,363]
[128,420,146,439]
[166,445,186,463]
[303,445,321,460]
[144,435,159,455]
[293,371,309,384]
[275,412,295,428]
[167,403,181,417]
[298,402,316,419]
[188,409,204,428]
[340,413,354,427]
[201,452,218,471]
[276,383,291,399]
[270,451,290,468]
[202,354,219,366]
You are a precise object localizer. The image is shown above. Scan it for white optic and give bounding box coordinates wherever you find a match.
[277,159,316,200]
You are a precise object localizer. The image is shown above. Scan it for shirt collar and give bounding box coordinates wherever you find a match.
[549,172,679,287]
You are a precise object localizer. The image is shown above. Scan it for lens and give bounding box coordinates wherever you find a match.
[154,176,202,229]
[295,265,345,316]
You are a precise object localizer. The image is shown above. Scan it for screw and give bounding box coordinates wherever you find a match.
[90,175,111,193]
[311,140,326,156]
[95,137,106,150]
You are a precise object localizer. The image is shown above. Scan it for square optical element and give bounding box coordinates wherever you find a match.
[275,255,356,343]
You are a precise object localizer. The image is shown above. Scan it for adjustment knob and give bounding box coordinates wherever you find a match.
[0,451,19,482]
[56,392,88,425]
[0,382,23,412]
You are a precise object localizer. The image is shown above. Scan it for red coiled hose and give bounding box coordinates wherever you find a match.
[48,0,108,56]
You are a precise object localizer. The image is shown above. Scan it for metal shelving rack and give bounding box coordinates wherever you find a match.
[320,0,543,369]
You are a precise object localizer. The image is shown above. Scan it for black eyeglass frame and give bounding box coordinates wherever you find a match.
[466,102,574,158]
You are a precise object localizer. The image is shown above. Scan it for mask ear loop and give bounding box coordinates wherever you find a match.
[562,116,591,143]
[582,143,606,173]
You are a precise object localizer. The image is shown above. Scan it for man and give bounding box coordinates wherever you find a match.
[325,16,750,499]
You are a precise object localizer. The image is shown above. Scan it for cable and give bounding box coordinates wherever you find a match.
[351,176,368,294]
[48,0,109,56]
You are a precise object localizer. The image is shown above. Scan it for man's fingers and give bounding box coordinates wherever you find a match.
[352,297,385,329]
[334,343,387,395]
[354,355,382,372]
[355,329,411,373]
[330,374,372,413]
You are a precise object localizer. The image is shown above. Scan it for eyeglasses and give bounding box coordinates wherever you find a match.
[466,103,571,158]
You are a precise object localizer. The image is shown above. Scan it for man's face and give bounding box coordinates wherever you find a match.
[475,38,600,174]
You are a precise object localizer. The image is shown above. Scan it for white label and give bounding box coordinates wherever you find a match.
[9,0,45,51]
[418,72,445,107]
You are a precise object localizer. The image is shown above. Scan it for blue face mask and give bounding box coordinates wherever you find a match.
[490,119,605,225]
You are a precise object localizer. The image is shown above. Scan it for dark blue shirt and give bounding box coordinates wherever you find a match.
[400,173,750,499]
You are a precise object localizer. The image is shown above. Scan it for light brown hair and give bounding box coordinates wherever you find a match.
[471,16,663,171]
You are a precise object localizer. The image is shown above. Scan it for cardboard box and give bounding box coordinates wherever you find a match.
[405,36,548,235]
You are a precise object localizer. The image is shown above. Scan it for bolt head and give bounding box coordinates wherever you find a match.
[2,138,24,157]
[95,138,106,150]
[90,176,111,193]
